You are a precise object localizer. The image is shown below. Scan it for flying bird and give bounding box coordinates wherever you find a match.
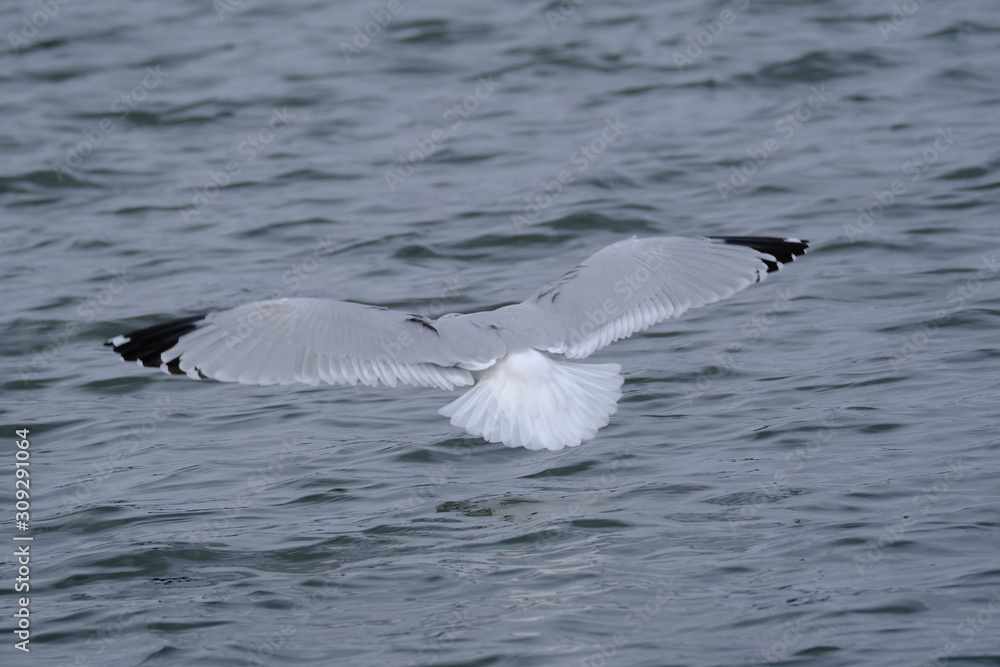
[106,236,808,451]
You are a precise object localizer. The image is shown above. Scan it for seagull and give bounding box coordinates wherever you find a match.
[106,236,808,451]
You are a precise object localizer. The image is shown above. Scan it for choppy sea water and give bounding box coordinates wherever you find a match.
[2,1,999,665]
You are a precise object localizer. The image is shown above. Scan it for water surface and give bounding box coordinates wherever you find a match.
[2,1,999,665]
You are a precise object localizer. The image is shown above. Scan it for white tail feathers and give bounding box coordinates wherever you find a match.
[438,349,624,451]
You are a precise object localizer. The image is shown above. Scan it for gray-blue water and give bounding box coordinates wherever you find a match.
[2,1,999,665]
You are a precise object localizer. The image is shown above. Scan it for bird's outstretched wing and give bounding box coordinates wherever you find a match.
[106,297,505,390]
[523,236,809,358]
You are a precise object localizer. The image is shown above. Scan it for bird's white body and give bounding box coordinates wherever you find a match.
[107,235,808,450]
[439,348,623,451]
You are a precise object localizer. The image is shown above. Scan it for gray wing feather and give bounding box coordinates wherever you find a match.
[157,298,506,390]
[523,236,803,358]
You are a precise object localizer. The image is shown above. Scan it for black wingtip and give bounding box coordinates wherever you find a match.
[709,236,809,272]
[106,314,207,373]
